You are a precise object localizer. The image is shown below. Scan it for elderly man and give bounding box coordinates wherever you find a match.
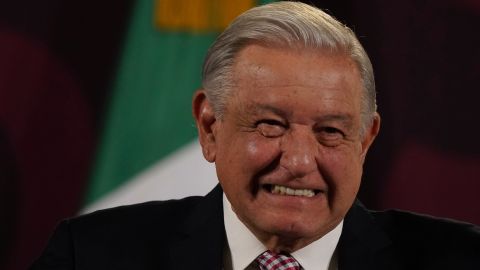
[32,2,479,269]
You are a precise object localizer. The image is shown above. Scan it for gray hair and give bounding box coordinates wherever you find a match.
[202,1,376,133]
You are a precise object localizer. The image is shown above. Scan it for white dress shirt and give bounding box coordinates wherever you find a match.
[223,194,343,270]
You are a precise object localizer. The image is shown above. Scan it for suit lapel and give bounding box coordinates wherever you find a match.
[337,201,403,270]
[169,185,226,269]
[168,190,404,269]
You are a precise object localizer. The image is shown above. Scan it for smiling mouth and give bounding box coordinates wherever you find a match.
[262,184,321,198]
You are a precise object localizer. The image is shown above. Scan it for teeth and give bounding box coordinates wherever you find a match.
[270,185,316,197]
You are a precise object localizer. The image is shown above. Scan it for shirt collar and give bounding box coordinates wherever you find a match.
[223,193,343,270]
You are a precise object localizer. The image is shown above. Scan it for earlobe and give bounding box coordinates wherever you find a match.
[360,112,381,160]
[192,90,217,162]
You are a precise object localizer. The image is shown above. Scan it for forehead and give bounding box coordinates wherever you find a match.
[233,44,360,83]
[227,44,363,116]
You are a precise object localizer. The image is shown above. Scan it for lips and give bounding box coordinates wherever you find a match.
[263,184,320,198]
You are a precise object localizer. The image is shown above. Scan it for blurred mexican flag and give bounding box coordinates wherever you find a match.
[83,0,273,212]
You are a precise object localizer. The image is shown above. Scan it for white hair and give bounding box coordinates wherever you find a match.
[202,1,376,133]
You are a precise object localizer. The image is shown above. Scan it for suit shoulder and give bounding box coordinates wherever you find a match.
[371,208,480,237]
[371,209,480,260]
[32,196,209,269]
[68,196,204,233]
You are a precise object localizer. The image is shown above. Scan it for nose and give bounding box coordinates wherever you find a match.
[279,127,318,178]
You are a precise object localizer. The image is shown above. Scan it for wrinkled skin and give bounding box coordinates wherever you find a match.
[193,44,380,252]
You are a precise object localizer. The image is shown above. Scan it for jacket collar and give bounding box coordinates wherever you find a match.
[169,184,226,269]
[338,200,402,270]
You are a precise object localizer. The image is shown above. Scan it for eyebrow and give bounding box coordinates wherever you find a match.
[315,114,354,124]
[316,115,356,132]
[244,102,355,126]
[246,103,291,118]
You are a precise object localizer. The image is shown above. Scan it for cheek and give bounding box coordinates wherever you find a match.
[219,137,281,203]
[242,137,281,170]
[246,140,260,156]
[320,147,364,189]
[217,135,280,185]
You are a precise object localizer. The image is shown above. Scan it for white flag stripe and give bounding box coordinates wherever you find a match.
[82,139,217,214]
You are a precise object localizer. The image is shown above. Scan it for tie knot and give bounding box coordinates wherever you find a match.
[256,250,301,270]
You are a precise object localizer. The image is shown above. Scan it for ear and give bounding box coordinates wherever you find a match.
[192,90,217,162]
[360,112,381,162]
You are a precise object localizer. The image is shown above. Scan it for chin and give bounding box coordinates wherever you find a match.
[265,217,323,239]
[256,221,325,252]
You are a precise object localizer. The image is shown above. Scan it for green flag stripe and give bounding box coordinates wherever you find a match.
[85,0,216,205]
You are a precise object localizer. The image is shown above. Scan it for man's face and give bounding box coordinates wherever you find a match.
[194,44,379,251]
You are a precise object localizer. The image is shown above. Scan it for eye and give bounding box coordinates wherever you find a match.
[256,119,286,137]
[323,127,342,135]
[316,126,344,144]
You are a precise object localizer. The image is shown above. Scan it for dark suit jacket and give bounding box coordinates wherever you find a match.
[31,185,480,269]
